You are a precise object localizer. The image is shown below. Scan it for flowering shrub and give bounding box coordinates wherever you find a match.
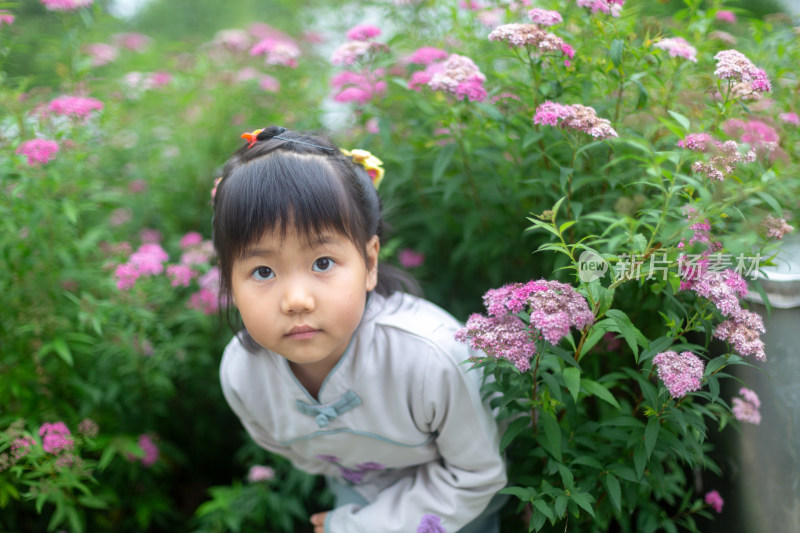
[1,0,798,531]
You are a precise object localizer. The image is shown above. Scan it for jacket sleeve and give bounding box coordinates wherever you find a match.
[325,345,507,533]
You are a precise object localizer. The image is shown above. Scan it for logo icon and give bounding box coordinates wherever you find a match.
[578,251,608,282]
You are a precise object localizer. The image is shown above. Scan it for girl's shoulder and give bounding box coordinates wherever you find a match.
[367,292,466,356]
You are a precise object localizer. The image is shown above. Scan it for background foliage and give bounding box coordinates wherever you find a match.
[1,0,798,531]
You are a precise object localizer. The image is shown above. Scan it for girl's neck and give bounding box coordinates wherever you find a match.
[289,357,340,401]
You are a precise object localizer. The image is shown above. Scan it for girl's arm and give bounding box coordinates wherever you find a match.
[324,346,507,532]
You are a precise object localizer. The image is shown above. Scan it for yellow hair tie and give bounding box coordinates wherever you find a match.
[341,148,384,189]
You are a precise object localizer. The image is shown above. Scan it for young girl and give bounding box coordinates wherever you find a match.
[212,126,507,533]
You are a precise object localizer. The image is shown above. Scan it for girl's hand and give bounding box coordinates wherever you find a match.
[310,511,329,533]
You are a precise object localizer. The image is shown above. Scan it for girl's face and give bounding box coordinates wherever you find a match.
[230,226,379,369]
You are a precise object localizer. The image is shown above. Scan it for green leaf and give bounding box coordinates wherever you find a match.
[570,492,596,517]
[610,39,624,68]
[500,486,536,502]
[582,379,620,409]
[633,442,647,480]
[431,143,457,183]
[667,110,691,131]
[603,474,622,511]
[563,367,581,403]
[540,412,562,461]
[532,499,555,522]
[526,217,561,238]
[500,416,530,452]
[604,309,649,361]
[644,416,660,459]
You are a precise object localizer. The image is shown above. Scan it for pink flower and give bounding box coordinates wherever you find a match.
[39,422,74,454]
[714,50,771,92]
[0,11,15,25]
[330,40,387,67]
[723,119,779,147]
[11,436,36,459]
[40,0,93,11]
[678,133,713,151]
[705,490,724,513]
[762,215,793,240]
[419,54,488,102]
[113,32,151,52]
[405,47,449,65]
[346,24,381,41]
[399,249,425,268]
[714,310,766,361]
[48,95,104,119]
[16,139,59,166]
[779,112,799,125]
[732,387,761,424]
[180,232,204,248]
[653,37,698,62]
[129,243,169,276]
[259,75,280,93]
[114,262,141,290]
[247,465,276,483]
[653,350,705,399]
[716,10,736,23]
[137,434,159,467]
[139,228,162,243]
[166,264,197,287]
[576,0,623,16]
[180,241,214,265]
[366,117,379,134]
[488,23,570,57]
[211,29,251,52]
[331,70,386,105]
[528,8,562,26]
[533,101,618,139]
[77,418,99,438]
[188,288,219,315]
[84,43,118,66]
[150,71,172,88]
[456,313,537,372]
[251,37,301,68]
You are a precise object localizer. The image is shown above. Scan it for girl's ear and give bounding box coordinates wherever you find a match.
[365,235,380,291]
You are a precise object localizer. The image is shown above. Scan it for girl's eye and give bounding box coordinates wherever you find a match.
[251,266,274,281]
[312,257,335,273]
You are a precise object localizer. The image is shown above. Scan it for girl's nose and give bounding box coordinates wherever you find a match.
[280,278,315,314]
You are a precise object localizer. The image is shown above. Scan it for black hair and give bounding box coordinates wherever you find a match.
[212,126,419,348]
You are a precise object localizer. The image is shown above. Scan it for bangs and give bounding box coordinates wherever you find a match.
[214,152,365,261]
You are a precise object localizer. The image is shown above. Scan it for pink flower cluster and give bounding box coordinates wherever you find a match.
[732,387,761,424]
[188,267,222,315]
[722,119,779,158]
[331,70,386,106]
[652,350,705,399]
[528,8,562,26]
[679,132,756,181]
[123,71,173,91]
[251,37,301,68]
[705,490,724,513]
[84,43,119,67]
[677,205,720,251]
[40,0,93,11]
[533,101,618,139]
[680,265,766,361]
[405,47,449,66]
[39,422,74,454]
[16,139,59,166]
[779,112,799,125]
[346,24,381,41]
[399,248,425,268]
[653,37,698,63]
[488,23,575,66]
[455,280,594,372]
[576,0,623,17]
[247,464,276,483]
[113,32,151,52]
[716,10,737,23]
[48,95,104,119]
[713,50,771,93]
[408,53,488,102]
[0,10,15,25]
[762,215,794,240]
[11,436,36,459]
[331,40,387,67]
[129,434,159,467]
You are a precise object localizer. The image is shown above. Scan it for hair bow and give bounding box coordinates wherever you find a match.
[341,148,384,189]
